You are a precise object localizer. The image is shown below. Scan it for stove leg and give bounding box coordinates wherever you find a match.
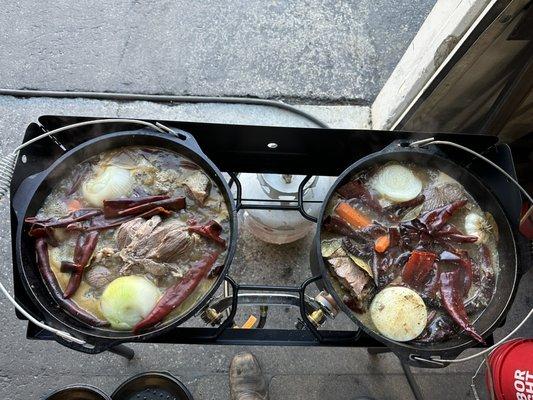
[367,347,391,355]
[108,344,135,360]
[400,361,424,400]
[366,348,424,400]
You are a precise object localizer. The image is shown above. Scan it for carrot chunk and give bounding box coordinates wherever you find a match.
[66,199,82,212]
[335,202,371,228]
[374,234,390,253]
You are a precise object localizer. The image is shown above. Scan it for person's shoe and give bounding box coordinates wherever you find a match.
[229,352,268,400]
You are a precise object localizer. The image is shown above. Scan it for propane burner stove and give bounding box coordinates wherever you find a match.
[8,115,527,399]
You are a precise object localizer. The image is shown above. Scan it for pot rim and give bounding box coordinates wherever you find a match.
[13,129,238,344]
[43,384,111,400]
[110,371,193,400]
[313,144,518,359]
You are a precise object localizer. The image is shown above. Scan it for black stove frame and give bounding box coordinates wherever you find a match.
[9,116,527,399]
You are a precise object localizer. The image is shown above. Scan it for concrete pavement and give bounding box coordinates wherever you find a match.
[1,0,437,103]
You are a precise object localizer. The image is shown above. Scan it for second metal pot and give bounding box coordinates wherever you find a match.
[311,142,518,367]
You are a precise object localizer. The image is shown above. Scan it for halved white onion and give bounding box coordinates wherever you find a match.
[370,286,427,342]
[371,163,422,203]
[100,276,160,330]
[82,165,134,207]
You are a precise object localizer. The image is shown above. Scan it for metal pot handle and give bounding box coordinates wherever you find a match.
[409,138,532,206]
[0,118,192,347]
[407,138,533,366]
[158,124,205,153]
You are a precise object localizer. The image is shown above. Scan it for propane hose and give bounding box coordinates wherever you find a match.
[0,89,330,129]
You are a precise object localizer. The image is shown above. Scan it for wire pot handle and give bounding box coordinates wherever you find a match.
[409,138,532,204]
[408,138,532,366]
[0,118,180,346]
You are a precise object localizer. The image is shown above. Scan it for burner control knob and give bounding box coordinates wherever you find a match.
[315,291,339,319]
[295,291,339,329]
[201,307,223,326]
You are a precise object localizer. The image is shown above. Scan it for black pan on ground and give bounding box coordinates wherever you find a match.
[111,372,193,400]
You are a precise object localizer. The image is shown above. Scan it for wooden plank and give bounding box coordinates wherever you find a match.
[398,0,531,137]
[371,0,515,130]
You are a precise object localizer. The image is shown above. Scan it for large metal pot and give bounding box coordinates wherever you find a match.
[12,128,237,352]
[311,142,518,367]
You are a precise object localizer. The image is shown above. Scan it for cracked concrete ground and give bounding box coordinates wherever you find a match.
[0,96,530,400]
[1,0,437,103]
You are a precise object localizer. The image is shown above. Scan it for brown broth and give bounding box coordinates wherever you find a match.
[36,146,230,329]
[321,162,499,343]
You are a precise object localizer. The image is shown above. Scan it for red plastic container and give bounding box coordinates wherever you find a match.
[492,339,524,396]
[486,339,517,396]
[486,338,533,399]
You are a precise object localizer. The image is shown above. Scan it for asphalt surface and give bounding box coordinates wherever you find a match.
[0,96,531,400]
[1,0,437,103]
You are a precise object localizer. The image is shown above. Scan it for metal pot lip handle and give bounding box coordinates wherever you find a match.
[379,139,412,153]
[11,169,48,221]
[409,137,532,206]
[379,138,435,154]
[1,118,202,350]
[155,123,204,152]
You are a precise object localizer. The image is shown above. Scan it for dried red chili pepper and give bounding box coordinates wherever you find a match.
[56,197,184,232]
[63,231,99,298]
[36,238,62,298]
[419,200,467,233]
[35,238,108,327]
[60,261,82,273]
[401,250,438,294]
[397,201,475,252]
[67,206,173,232]
[28,226,59,247]
[384,194,425,221]
[66,214,133,232]
[103,195,170,217]
[337,180,382,212]
[439,268,485,344]
[62,264,83,298]
[372,228,406,287]
[439,250,473,296]
[113,197,186,218]
[133,251,221,332]
[434,223,478,244]
[26,209,102,229]
[188,220,226,247]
